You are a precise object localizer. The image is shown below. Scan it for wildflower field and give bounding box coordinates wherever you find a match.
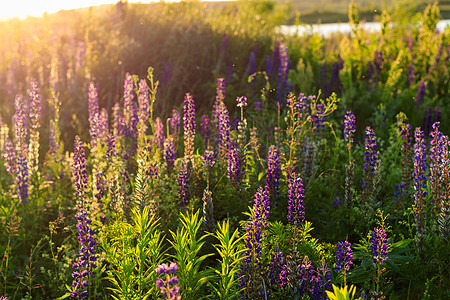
[0,0,449,299]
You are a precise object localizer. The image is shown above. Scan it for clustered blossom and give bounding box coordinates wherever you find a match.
[335,241,353,274]
[217,101,231,162]
[138,79,150,128]
[212,78,226,129]
[312,103,325,135]
[106,134,117,162]
[154,117,165,150]
[178,160,189,206]
[98,109,109,140]
[28,79,41,173]
[183,93,196,158]
[123,72,135,139]
[170,109,181,137]
[287,172,305,226]
[254,101,262,112]
[164,138,175,170]
[29,79,41,130]
[276,43,288,103]
[236,96,247,108]
[73,136,89,208]
[266,145,281,204]
[202,150,215,169]
[71,210,97,299]
[155,262,180,300]
[112,102,125,139]
[294,256,331,299]
[415,80,426,105]
[238,188,270,299]
[13,95,28,155]
[361,126,378,202]
[343,110,356,145]
[88,82,99,144]
[227,147,240,187]
[310,260,332,299]
[429,122,446,209]
[16,154,29,204]
[3,138,16,175]
[200,115,211,147]
[268,249,287,290]
[371,227,389,267]
[414,127,427,252]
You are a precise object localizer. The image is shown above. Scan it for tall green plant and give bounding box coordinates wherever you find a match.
[103,207,165,300]
[169,210,214,299]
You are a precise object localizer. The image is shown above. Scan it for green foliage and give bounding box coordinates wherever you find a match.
[102,207,165,299]
[209,220,245,300]
[169,210,214,299]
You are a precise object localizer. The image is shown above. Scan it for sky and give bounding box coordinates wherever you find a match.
[0,0,180,20]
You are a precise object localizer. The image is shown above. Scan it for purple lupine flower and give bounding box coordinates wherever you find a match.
[266,145,280,204]
[183,93,196,159]
[123,72,135,136]
[407,64,415,85]
[361,126,378,202]
[270,40,281,82]
[236,96,247,108]
[218,101,230,162]
[287,172,305,226]
[335,241,353,274]
[13,95,28,155]
[298,256,315,296]
[71,209,97,299]
[3,138,16,175]
[333,196,342,207]
[73,136,89,208]
[96,109,109,144]
[414,127,427,252]
[238,188,270,298]
[374,51,383,73]
[178,160,189,206]
[254,101,262,112]
[202,150,215,169]
[343,110,356,144]
[164,138,175,170]
[212,78,226,137]
[365,61,373,83]
[231,116,240,131]
[112,102,125,139]
[312,103,325,135]
[276,43,288,103]
[170,110,180,136]
[0,296,9,300]
[415,80,426,105]
[154,117,165,150]
[155,262,181,300]
[310,260,332,299]
[200,115,211,148]
[269,249,287,290]
[88,82,99,144]
[296,93,311,118]
[138,79,150,129]
[94,172,106,206]
[227,147,240,187]
[16,154,29,204]
[106,134,117,162]
[430,123,445,205]
[149,161,158,181]
[371,227,389,267]
[29,79,41,130]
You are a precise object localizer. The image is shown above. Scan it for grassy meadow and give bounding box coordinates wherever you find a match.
[0,0,449,299]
